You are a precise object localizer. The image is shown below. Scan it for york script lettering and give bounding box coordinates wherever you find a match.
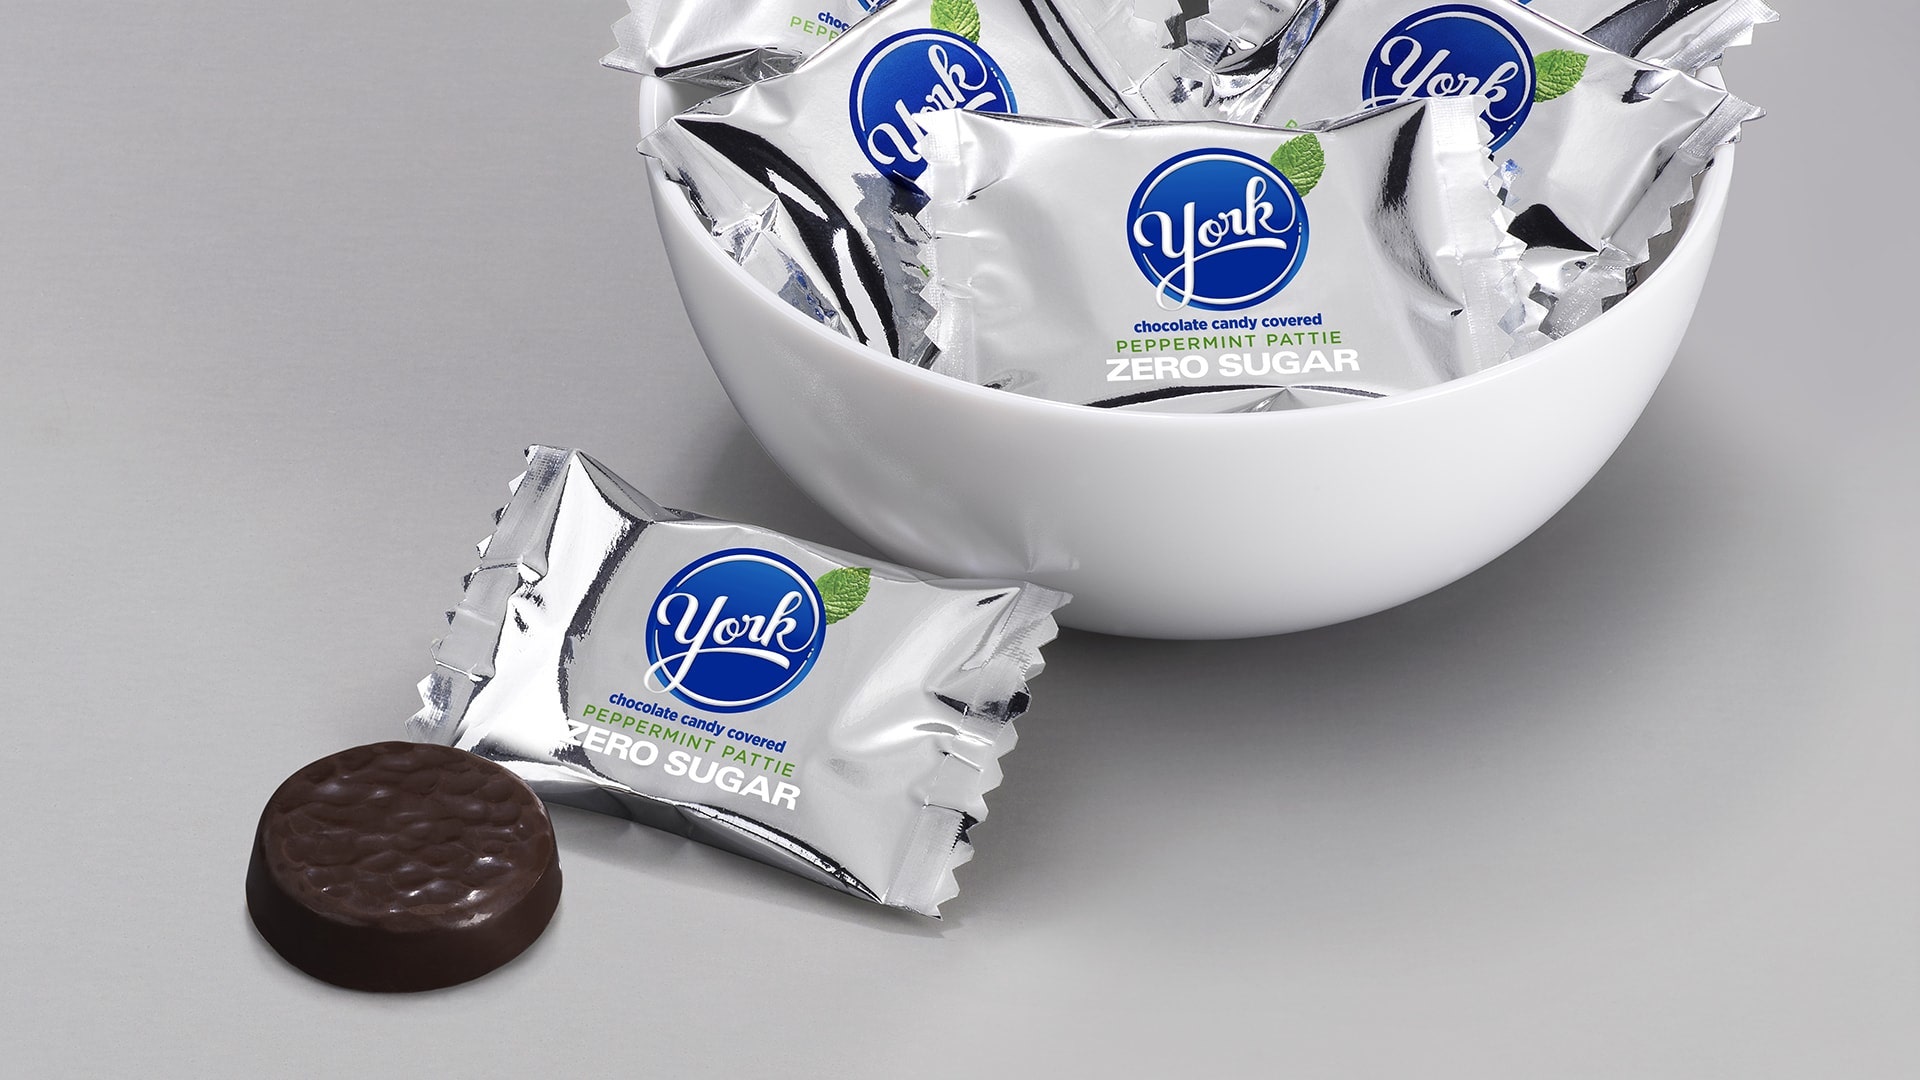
[1375,35,1520,108]
[1134,177,1291,309]
[646,590,806,695]
[865,43,1001,166]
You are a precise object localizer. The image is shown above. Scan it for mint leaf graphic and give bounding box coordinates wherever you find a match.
[1270,132,1325,198]
[1533,50,1588,103]
[931,0,982,41]
[817,567,872,624]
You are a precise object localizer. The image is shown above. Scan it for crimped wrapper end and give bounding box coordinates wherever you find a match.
[884,585,1069,916]
[915,110,982,384]
[1427,95,1533,371]
[1656,0,1780,74]
[601,11,650,75]
[1546,95,1755,338]
[407,445,571,744]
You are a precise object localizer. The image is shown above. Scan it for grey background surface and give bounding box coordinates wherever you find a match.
[2,2,1914,1076]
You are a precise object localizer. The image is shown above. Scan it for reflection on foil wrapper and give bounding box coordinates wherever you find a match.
[1137,1,1773,109]
[1186,0,1757,335]
[1131,0,1303,72]
[637,0,1188,360]
[1520,0,1777,73]
[410,447,1068,916]
[917,98,1538,410]
[604,0,892,89]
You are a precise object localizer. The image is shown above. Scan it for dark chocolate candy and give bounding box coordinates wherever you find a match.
[246,741,561,992]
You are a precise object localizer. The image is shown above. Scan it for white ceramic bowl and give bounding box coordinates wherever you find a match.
[642,83,1734,639]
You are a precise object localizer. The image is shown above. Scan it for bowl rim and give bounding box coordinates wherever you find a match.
[642,79,1735,429]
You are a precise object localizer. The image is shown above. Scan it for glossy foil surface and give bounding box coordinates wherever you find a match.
[916,99,1535,410]
[410,447,1067,915]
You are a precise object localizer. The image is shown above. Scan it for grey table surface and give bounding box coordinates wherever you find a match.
[3,2,1914,1077]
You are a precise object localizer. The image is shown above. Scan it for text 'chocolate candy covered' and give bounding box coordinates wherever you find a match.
[245,741,561,992]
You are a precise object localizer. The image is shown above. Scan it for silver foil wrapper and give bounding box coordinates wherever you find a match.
[1194,0,1756,333]
[918,97,1534,410]
[641,0,1184,361]
[1131,0,1303,72]
[1520,0,1777,72]
[1139,1,1774,82]
[410,447,1068,916]
[605,0,893,89]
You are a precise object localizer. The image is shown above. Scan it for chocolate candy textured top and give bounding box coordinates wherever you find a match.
[246,741,560,991]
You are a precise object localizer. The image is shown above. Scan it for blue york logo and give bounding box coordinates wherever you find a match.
[849,28,1015,184]
[1128,148,1309,312]
[1362,4,1536,150]
[644,549,825,714]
